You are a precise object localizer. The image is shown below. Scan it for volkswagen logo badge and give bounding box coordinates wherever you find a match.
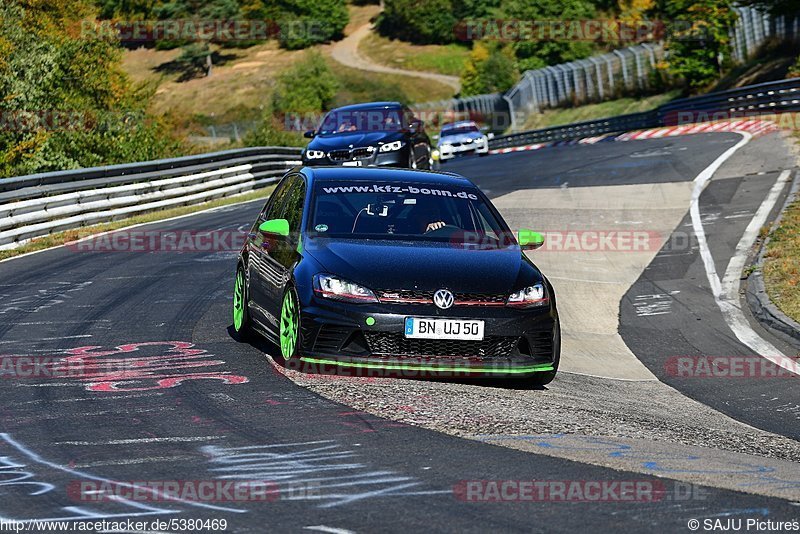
[433,289,454,310]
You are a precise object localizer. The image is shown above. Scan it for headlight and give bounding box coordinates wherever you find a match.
[305,149,326,160]
[463,138,473,144]
[313,274,378,303]
[379,140,404,152]
[507,283,548,308]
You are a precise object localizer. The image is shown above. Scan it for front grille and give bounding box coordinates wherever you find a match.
[364,332,518,359]
[328,149,351,161]
[327,147,374,161]
[377,290,505,306]
[351,147,374,159]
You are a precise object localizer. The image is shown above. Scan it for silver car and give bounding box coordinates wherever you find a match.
[436,121,489,162]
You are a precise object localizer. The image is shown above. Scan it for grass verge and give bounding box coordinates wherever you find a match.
[359,32,470,77]
[328,60,454,107]
[0,186,275,262]
[762,196,800,323]
[520,91,681,131]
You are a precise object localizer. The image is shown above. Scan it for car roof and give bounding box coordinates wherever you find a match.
[301,166,476,188]
[329,102,404,112]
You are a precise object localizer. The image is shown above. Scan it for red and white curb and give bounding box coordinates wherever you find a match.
[488,119,779,155]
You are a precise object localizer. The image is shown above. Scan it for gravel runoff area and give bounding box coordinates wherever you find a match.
[271,362,800,466]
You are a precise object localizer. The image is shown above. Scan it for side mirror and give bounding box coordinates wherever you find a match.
[518,229,544,250]
[304,130,315,139]
[259,218,289,238]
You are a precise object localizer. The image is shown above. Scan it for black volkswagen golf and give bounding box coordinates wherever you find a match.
[301,102,433,169]
[232,166,560,384]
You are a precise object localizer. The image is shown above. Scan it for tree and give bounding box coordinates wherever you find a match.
[655,0,737,89]
[460,42,519,96]
[378,0,457,44]
[153,0,240,76]
[0,0,179,176]
[501,0,597,71]
[272,51,339,113]
[275,0,349,49]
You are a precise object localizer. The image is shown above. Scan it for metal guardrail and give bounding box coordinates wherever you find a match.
[488,77,800,150]
[0,147,302,250]
[420,8,800,132]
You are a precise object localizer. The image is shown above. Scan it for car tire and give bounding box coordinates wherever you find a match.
[232,265,252,341]
[279,285,301,360]
[407,149,417,169]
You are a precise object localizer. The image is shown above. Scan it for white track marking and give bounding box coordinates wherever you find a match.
[690,133,797,374]
[304,527,357,534]
[54,436,224,446]
[0,433,245,514]
[718,170,795,371]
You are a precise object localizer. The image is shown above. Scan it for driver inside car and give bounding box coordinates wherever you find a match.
[409,199,448,233]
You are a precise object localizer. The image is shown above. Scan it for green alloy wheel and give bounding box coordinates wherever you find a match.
[280,288,300,359]
[232,267,249,338]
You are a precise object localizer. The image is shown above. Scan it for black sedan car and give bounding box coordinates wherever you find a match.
[301,102,432,169]
[232,166,560,384]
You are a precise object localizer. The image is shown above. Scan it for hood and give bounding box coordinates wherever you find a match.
[305,237,541,295]
[308,131,404,151]
[438,132,484,146]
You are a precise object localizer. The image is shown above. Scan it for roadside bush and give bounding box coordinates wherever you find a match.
[0,0,181,177]
[659,0,737,90]
[502,0,597,70]
[460,42,519,96]
[276,0,349,49]
[788,55,800,78]
[272,51,339,114]
[243,106,306,147]
[378,0,457,44]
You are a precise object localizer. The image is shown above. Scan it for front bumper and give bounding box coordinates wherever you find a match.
[303,149,407,168]
[291,296,558,378]
[438,141,489,160]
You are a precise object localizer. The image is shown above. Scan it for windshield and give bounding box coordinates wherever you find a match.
[442,125,480,136]
[318,108,406,135]
[309,181,512,246]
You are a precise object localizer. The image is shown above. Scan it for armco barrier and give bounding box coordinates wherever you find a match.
[488,77,800,150]
[0,147,302,250]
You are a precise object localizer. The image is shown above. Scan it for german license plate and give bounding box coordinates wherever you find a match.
[342,161,363,167]
[404,317,484,340]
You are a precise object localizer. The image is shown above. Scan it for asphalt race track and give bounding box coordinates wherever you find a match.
[0,131,799,532]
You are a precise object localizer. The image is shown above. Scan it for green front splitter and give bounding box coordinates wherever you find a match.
[299,357,554,375]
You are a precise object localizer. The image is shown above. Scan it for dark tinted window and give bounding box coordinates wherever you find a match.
[318,108,405,134]
[442,125,480,136]
[309,180,510,245]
